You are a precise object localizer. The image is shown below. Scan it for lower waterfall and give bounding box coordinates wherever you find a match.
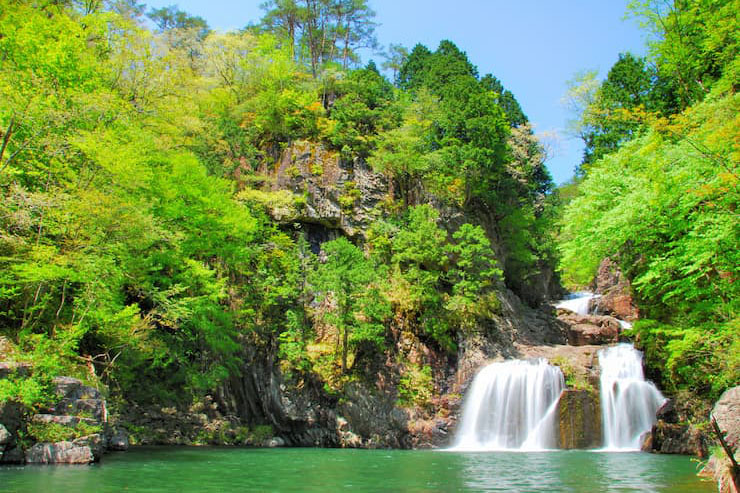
[451,359,564,451]
[599,344,666,450]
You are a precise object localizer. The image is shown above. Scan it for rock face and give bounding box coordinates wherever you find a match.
[557,311,621,346]
[0,373,26,464]
[591,258,639,321]
[713,386,740,453]
[20,377,108,464]
[556,389,601,449]
[642,399,709,457]
[26,441,95,464]
[260,141,388,242]
[648,421,708,457]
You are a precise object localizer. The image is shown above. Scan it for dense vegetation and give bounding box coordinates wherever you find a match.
[559,0,739,401]
[0,0,554,412]
[1,0,736,437]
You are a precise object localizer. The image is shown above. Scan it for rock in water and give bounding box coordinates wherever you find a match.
[25,442,94,464]
[556,389,601,449]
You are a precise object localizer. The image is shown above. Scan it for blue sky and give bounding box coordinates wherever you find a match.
[144,1,649,185]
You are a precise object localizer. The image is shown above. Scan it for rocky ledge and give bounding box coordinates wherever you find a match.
[0,375,128,465]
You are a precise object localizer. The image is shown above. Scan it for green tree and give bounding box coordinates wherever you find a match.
[312,237,387,372]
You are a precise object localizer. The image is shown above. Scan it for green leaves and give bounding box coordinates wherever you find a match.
[559,90,739,400]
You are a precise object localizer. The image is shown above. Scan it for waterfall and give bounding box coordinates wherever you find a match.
[555,291,600,315]
[452,359,565,451]
[599,344,666,450]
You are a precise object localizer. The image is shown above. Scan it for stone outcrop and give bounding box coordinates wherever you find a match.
[25,440,96,464]
[647,421,708,457]
[713,386,740,453]
[642,399,709,457]
[259,141,388,242]
[591,258,639,321]
[557,311,621,346]
[0,400,24,463]
[700,386,740,492]
[556,389,601,449]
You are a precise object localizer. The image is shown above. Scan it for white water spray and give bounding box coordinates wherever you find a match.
[452,359,564,451]
[599,344,666,450]
[555,291,600,315]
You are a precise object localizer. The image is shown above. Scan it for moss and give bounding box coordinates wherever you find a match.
[551,356,594,393]
[338,181,361,212]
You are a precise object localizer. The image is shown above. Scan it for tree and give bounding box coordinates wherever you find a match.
[260,0,377,76]
[312,237,387,372]
[381,43,408,84]
[148,5,210,39]
[628,0,739,108]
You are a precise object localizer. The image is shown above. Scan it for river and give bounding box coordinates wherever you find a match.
[0,447,713,492]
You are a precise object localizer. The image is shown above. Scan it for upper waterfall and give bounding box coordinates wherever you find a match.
[451,359,564,451]
[555,291,600,315]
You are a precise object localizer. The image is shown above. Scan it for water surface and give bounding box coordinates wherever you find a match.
[1,447,713,492]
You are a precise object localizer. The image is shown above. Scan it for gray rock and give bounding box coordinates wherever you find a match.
[650,421,708,457]
[265,436,285,448]
[0,445,25,464]
[0,361,31,379]
[107,428,130,451]
[0,400,24,436]
[0,424,10,445]
[32,414,98,427]
[52,376,101,401]
[55,398,106,422]
[25,441,95,464]
[712,385,740,452]
[74,434,104,459]
[591,258,639,321]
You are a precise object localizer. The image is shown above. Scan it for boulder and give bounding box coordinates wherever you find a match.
[0,400,24,451]
[713,386,740,452]
[700,455,739,493]
[655,399,678,423]
[31,414,98,427]
[73,434,104,459]
[591,258,639,321]
[107,428,130,451]
[52,376,102,402]
[1,445,25,464]
[649,421,708,457]
[264,436,285,448]
[54,398,106,422]
[556,389,602,449]
[25,441,95,464]
[0,424,10,446]
[0,361,32,379]
[557,313,620,346]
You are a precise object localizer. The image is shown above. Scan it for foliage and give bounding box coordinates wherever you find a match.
[397,363,434,409]
[311,237,389,372]
[260,0,378,74]
[0,0,561,416]
[26,420,102,443]
[559,86,739,400]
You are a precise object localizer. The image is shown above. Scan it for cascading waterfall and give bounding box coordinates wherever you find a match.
[452,359,564,451]
[599,344,666,450]
[555,291,600,315]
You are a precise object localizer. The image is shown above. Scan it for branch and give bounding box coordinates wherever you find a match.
[711,415,739,488]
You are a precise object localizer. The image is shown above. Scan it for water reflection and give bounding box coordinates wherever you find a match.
[455,450,710,492]
[1,447,712,493]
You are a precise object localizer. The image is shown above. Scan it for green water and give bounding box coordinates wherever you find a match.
[0,447,713,492]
